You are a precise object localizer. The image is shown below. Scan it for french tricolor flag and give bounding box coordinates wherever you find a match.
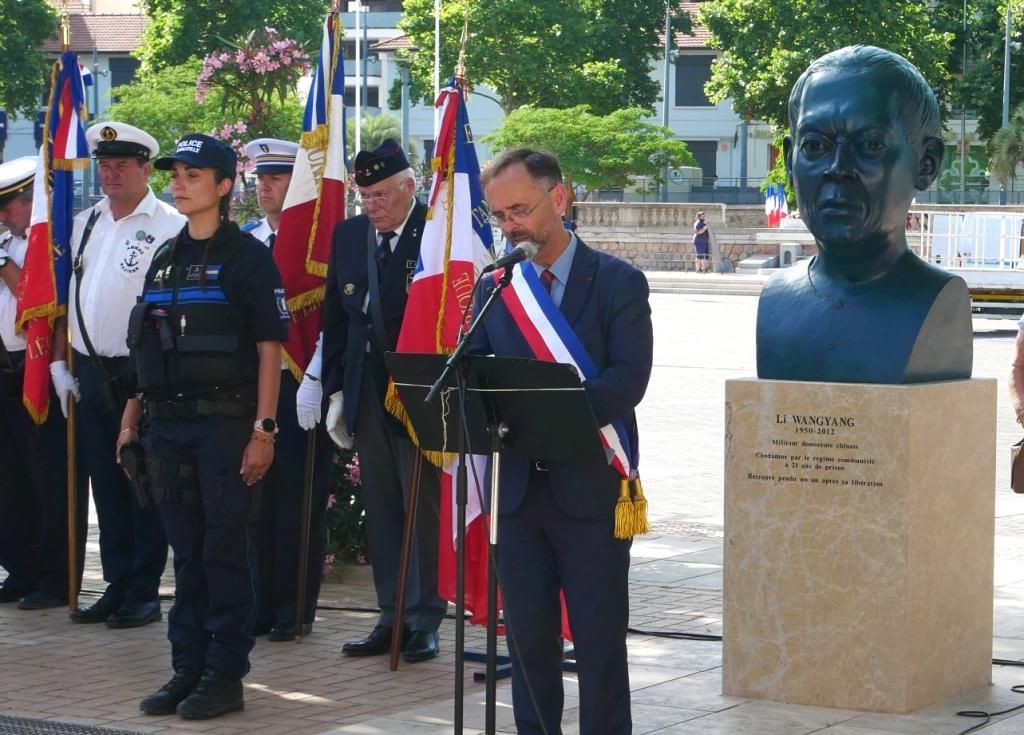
[16,51,89,423]
[273,13,347,379]
[765,183,789,227]
[386,78,495,626]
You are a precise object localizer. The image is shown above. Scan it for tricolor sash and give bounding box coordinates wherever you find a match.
[494,261,648,538]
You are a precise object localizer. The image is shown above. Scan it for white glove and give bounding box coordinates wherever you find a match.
[326,390,354,449]
[49,360,81,418]
[296,373,323,430]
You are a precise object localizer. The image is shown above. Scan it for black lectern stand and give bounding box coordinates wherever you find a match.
[386,352,606,734]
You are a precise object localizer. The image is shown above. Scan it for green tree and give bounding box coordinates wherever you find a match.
[483,106,696,199]
[698,0,955,131]
[398,0,691,114]
[346,112,402,156]
[0,0,56,118]
[991,101,1024,186]
[106,59,303,192]
[952,0,1024,141]
[136,0,327,72]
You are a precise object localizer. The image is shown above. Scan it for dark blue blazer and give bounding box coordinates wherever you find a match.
[470,239,653,520]
[322,202,426,433]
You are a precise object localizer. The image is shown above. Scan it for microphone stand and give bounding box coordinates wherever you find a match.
[425,264,514,734]
[425,265,514,405]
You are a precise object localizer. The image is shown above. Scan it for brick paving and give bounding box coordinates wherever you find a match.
[2,289,1024,734]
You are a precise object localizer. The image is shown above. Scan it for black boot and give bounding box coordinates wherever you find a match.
[140,669,202,715]
[176,668,244,720]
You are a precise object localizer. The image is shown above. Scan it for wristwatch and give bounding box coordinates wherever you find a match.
[254,417,279,435]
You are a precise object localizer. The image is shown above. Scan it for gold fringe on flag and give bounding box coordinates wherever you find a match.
[384,381,451,467]
[300,126,330,150]
[51,158,89,172]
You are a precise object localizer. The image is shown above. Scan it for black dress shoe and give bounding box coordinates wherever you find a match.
[402,630,440,663]
[0,584,31,604]
[106,600,162,629]
[140,668,202,715]
[18,592,67,610]
[267,622,313,642]
[176,668,244,720]
[341,625,408,656]
[70,594,122,624]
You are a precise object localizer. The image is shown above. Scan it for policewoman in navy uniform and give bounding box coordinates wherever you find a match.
[117,134,289,720]
[242,137,333,641]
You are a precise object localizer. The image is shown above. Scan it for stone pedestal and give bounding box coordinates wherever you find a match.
[723,378,996,714]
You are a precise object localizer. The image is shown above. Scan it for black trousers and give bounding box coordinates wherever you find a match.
[148,415,261,679]
[499,469,632,735]
[353,372,445,632]
[75,351,167,604]
[0,360,69,598]
[256,370,332,630]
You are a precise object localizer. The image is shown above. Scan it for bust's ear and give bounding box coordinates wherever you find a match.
[916,136,944,191]
[783,135,795,188]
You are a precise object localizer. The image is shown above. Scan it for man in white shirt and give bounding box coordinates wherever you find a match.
[55,122,186,628]
[0,157,70,610]
[242,137,333,641]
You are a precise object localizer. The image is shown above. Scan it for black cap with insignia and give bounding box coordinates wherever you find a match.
[353,138,410,187]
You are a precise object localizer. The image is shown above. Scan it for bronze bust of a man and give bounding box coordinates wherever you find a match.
[756,45,972,384]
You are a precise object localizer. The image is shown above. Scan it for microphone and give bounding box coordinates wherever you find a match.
[480,241,539,274]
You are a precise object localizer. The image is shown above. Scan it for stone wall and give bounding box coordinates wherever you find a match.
[574,202,783,270]
[573,200,1024,271]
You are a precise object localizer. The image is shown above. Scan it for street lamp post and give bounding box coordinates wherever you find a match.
[961,0,967,203]
[1002,0,1013,203]
[660,3,671,204]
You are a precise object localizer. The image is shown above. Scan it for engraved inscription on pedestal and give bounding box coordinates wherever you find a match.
[747,413,882,490]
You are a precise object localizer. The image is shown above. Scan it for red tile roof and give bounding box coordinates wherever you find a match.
[42,14,147,54]
[371,34,414,52]
[659,2,712,50]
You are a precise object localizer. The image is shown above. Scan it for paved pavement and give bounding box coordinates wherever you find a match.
[3,287,1024,734]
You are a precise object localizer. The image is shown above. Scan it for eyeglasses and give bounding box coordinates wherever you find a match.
[486,186,555,227]
[354,190,393,208]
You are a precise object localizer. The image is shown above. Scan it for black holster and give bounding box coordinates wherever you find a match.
[119,441,152,509]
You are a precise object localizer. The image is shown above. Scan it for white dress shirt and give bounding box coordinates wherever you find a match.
[248,218,273,245]
[68,189,186,357]
[0,233,28,351]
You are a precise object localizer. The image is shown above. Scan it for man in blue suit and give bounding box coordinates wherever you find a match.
[471,148,653,734]
[322,139,444,663]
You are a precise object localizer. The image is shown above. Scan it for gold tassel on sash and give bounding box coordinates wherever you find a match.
[613,472,650,540]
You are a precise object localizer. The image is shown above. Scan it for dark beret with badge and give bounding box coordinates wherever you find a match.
[86,121,160,160]
[154,133,238,181]
[0,156,37,208]
[353,138,410,186]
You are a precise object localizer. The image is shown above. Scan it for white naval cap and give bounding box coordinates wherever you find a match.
[0,156,38,207]
[85,121,160,160]
[244,138,298,174]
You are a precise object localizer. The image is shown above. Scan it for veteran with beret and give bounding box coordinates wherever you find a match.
[0,157,71,611]
[57,121,185,629]
[322,139,444,662]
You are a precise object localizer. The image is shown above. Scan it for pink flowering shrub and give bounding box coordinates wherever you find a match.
[194,28,310,175]
[325,450,368,569]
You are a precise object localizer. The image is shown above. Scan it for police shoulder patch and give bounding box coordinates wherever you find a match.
[275,288,291,320]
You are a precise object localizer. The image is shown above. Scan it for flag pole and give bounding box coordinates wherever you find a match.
[388,452,423,670]
[58,0,81,613]
[293,430,316,643]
